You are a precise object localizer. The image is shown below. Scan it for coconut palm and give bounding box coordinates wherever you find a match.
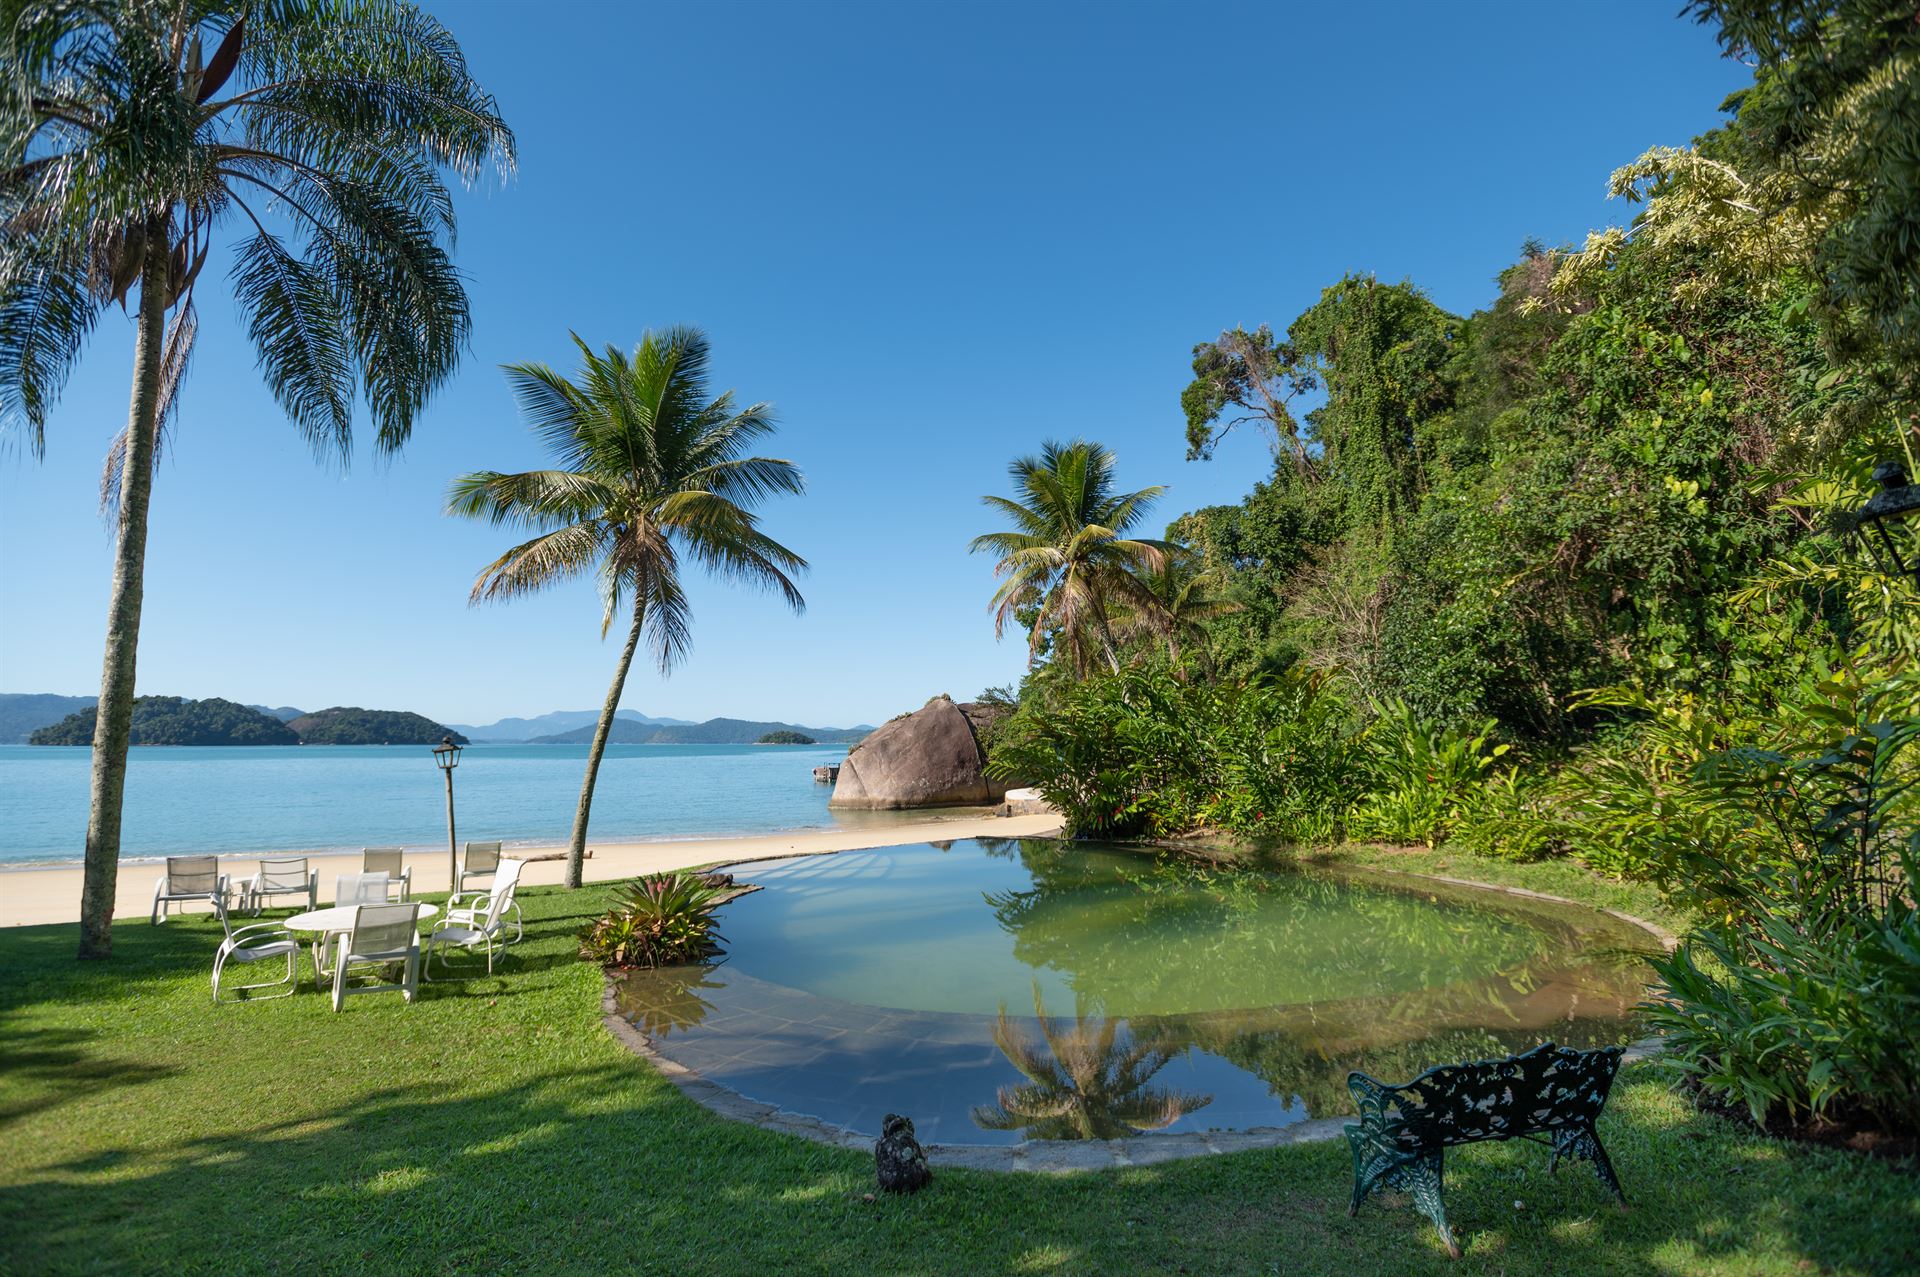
[0,0,512,958]
[969,439,1166,679]
[1114,547,1241,670]
[448,330,807,889]
[970,986,1212,1141]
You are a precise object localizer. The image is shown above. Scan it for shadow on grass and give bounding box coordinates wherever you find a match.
[0,1024,179,1127]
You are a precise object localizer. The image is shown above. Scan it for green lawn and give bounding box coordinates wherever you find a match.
[2,859,1913,1276]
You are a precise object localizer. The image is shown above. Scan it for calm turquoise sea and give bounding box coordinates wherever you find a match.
[0,743,892,866]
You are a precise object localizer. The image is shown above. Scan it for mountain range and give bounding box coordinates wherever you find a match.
[528,717,870,746]
[442,708,694,741]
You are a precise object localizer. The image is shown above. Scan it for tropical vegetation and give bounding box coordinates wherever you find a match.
[577,871,729,969]
[449,329,807,888]
[979,0,1920,1148]
[28,695,296,746]
[0,0,513,957]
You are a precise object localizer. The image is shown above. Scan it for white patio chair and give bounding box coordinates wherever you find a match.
[211,903,300,1003]
[426,858,525,980]
[450,841,521,941]
[239,857,317,915]
[456,840,503,895]
[329,902,422,1011]
[150,855,229,924]
[315,873,395,986]
[361,848,411,902]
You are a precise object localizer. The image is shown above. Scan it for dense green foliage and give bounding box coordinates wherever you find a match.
[286,707,465,745]
[755,730,817,745]
[983,0,1920,1142]
[29,696,296,746]
[577,872,728,969]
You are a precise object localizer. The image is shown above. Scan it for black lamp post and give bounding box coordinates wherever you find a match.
[432,735,463,893]
[1856,461,1920,590]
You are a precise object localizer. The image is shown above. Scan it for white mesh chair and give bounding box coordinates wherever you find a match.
[239,857,317,915]
[211,903,300,1002]
[150,855,229,924]
[329,902,421,1011]
[315,873,395,985]
[427,859,525,979]
[361,848,411,902]
[451,841,521,940]
[456,840,503,894]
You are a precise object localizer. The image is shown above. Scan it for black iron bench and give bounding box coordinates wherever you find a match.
[1344,1041,1628,1258]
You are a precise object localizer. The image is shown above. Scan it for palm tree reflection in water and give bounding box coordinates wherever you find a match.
[971,986,1212,1140]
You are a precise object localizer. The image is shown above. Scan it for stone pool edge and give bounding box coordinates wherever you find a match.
[597,863,1674,1174]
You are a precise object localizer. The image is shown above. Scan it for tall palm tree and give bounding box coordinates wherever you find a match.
[448,330,807,889]
[969,439,1165,679]
[0,0,512,958]
[1113,547,1240,670]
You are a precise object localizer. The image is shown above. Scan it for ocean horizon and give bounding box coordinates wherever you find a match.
[0,742,910,867]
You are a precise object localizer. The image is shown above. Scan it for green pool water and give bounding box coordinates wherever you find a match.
[619,838,1656,1144]
[719,838,1651,1018]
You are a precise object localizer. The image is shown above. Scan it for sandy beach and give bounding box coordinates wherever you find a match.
[0,812,1063,928]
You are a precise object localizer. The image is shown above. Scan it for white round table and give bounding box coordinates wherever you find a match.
[284,903,438,991]
[284,902,438,933]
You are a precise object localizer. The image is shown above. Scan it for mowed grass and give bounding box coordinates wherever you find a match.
[2,863,1915,1277]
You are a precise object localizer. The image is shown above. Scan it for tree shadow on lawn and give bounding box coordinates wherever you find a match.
[0,1024,179,1128]
[1,1056,1907,1276]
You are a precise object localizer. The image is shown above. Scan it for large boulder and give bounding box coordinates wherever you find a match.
[830,695,1010,810]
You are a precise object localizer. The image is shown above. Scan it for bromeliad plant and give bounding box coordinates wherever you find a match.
[578,872,728,970]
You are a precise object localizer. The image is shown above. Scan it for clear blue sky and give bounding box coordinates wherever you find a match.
[0,0,1751,729]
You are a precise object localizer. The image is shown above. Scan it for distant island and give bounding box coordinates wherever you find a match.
[25,697,465,747]
[30,697,300,746]
[530,716,864,746]
[756,730,817,745]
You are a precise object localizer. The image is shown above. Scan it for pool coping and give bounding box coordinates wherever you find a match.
[599,857,1674,1174]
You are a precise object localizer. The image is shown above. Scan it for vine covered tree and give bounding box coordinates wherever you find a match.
[449,330,808,889]
[970,439,1166,679]
[0,0,513,957]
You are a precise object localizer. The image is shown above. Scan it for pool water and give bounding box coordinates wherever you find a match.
[615,838,1656,1145]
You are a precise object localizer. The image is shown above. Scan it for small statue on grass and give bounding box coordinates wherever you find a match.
[874,1113,932,1194]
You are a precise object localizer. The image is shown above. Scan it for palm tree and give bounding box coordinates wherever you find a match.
[1114,547,1240,670]
[970,986,1211,1141]
[969,439,1165,679]
[0,1,512,958]
[448,330,807,890]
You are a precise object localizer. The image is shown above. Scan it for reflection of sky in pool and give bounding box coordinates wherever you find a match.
[616,838,1656,1146]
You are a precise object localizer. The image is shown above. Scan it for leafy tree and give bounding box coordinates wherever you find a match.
[970,439,1166,679]
[1179,324,1316,468]
[1112,546,1239,671]
[449,330,807,889]
[0,0,512,957]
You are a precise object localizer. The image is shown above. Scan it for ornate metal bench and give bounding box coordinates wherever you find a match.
[1345,1041,1628,1258]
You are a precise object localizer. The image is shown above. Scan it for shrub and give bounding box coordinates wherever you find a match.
[578,873,728,969]
[1451,766,1560,861]
[1346,701,1507,846]
[1200,669,1368,846]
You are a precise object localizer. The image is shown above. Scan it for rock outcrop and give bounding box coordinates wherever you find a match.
[829,695,1010,810]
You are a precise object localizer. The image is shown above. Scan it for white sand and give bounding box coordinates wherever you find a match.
[0,812,1064,928]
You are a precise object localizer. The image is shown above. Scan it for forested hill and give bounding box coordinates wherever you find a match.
[0,693,94,743]
[285,708,467,746]
[29,697,298,746]
[531,717,866,745]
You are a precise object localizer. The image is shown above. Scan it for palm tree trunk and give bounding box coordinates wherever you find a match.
[566,596,646,889]
[78,218,170,960]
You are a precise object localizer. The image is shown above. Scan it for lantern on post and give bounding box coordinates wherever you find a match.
[1856,461,1920,590]
[432,735,464,895]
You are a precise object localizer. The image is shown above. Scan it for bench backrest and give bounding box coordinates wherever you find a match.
[1348,1042,1623,1151]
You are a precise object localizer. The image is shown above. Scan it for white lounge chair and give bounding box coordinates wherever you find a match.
[211,903,300,1003]
[427,858,525,979]
[329,902,422,1011]
[361,848,411,902]
[151,855,229,924]
[239,857,317,915]
[449,842,521,941]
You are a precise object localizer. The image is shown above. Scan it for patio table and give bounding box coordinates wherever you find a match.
[284,903,438,990]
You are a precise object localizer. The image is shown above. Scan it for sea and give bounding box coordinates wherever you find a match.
[0,742,912,866]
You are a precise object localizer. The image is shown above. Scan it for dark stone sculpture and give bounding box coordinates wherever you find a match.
[874,1113,932,1194]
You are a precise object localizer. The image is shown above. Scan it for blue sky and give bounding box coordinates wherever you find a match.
[0,0,1752,729]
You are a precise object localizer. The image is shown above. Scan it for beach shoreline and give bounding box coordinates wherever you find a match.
[0,812,1064,927]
